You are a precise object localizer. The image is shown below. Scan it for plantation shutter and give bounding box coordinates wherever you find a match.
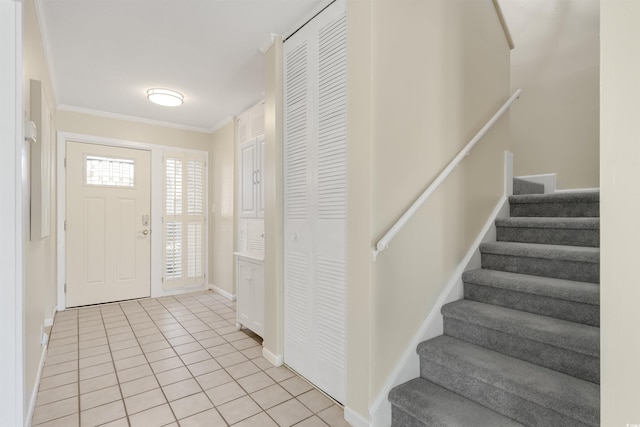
[163,152,207,288]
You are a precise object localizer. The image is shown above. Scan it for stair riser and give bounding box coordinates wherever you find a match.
[496,227,599,247]
[481,253,599,283]
[513,179,545,195]
[464,283,600,326]
[391,408,428,427]
[510,201,599,218]
[443,318,600,384]
[420,358,597,427]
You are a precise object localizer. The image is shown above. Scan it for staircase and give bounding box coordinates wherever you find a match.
[388,187,600,426]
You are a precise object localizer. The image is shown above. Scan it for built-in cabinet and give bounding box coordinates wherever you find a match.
[235,101,265,338]
[236,256,264,337]
[283,0,347,404]
[238,136,264,219]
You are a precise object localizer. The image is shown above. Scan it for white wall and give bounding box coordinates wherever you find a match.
[600,1,640,424]
[23,0,58,413]
[56,111,212,152]
[368,0,511,407]
[209,122,236,296]
[501,0,599,189]
[263,36,285,361]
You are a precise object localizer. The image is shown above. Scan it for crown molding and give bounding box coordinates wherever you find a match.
[57,104,214,134]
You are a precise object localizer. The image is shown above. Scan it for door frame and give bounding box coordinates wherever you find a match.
[57,132,209,310]
[0,0,24,425]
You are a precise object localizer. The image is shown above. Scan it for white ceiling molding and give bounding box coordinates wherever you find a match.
[37,0,327,130]
[57,104,213,134]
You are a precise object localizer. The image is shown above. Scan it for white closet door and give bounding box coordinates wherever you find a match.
[284,0,347,404]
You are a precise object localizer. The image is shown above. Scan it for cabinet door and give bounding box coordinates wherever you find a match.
[257,135,265,218]
[236,258,264,337]
[236,259,252,326]
[249,102,265,139]
[249,263,264,336]
[239,140,257,217]
[237,112,249,144]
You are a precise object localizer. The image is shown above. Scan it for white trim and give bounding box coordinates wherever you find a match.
[57,132,209,309]
[155,284,209,297]
[33,0,58,105]
[368,153,514,426]
[0,2,24,426]
[57,104,214,134]
[283,0,337,40]
[515,173,557,193]
[44,306,57,328]
[554,187,600,193]
[504,151,514,196]
[345,407,369,427]
[209,284,236,301]
[26,344,48,427]
[262,347,283,367]
[492,0,515,50]
[210,116,234,134]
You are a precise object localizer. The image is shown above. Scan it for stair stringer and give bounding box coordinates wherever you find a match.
[368,196,510,426]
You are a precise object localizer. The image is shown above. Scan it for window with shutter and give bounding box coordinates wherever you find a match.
[163,152,207,288]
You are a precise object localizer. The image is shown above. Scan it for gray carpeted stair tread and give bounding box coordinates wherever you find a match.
[509,191,599,218]
[496,217,600,247]
[495,217,599,230]
[442,300,599,357]
[389,378,525,427]
[462,269,599,306]
[417,336,600,426]
[480,242,600,283]
[480,241,599,263]
[509,191,599,204]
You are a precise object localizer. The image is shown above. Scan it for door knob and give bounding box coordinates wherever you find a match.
[138,229,149,237]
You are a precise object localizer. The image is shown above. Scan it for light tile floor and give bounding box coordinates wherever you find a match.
[32,291,350,427]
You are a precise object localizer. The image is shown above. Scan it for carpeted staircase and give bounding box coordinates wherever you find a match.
[388,187,600,426]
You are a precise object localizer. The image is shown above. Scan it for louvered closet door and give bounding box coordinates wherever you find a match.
[284,0,347,404]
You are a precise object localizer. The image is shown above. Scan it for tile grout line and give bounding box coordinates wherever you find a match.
[100,303,132,427]
[35,291,342,427]
[149,293,233,424]
[170,292,291,427]
[152,292,270,426]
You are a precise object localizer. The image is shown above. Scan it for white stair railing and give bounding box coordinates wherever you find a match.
[373,89,522,260]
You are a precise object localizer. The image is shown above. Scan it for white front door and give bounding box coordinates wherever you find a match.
[66,141,151,307]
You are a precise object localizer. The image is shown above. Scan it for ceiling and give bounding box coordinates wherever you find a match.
[38,0,328,133]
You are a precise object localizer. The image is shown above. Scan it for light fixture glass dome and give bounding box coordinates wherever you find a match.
[147,88,184,107]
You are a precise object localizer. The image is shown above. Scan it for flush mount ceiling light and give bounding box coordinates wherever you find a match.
[146,88,184,107]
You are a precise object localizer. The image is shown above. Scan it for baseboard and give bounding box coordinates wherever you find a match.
[368,195,509,426]
[262,346,283,367]
[26,343,48,427]
[345,406,370,427]
[504,151,514,196]
[159,284,208,298]
[516,173,557,193]
[44,305,57,328]
[554,187,600,193]
[209,284,236,301]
